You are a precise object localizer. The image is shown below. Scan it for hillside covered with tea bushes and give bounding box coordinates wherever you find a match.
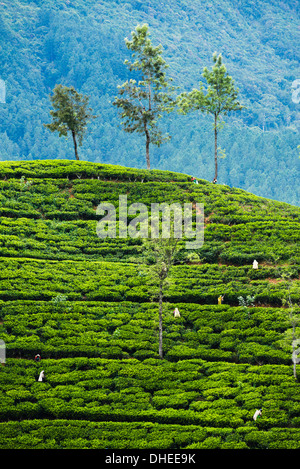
[0,159,300,449]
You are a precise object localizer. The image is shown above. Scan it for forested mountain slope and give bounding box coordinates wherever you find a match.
[0,0,299,204]
[0,160,300,449]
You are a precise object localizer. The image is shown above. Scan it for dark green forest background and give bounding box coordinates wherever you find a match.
[0,0,299,205]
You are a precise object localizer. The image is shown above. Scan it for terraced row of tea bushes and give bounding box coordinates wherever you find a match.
[171,264,300,282]
[0,159,299,219]
[203,224,300,265]
[0,418,247,449]
[209,211,300,227]
[2,419,300,449]
[166,304,293,365]
[1,225,298,266]
[73,179,286,232]
[0,160,192,183]
[2,418,300,449]
[0,178,96,220]
[72,179,195,207]
[2,214,298,265]
[1,174,299,230]
[206,220,300,243]
[216,242,300,265]
[0,359,299,435]
[0,217,142,261]
[1,302,159,360]
[0,177,224,227]
[0,257,149,302]
[0,176,205,220]
[0,300,294,364]
[1,418,300,449]
[206,191,300,224]
[0,160,299,266]
[168,265,300,305]
[1,257,298,304]
[1,177,198,221]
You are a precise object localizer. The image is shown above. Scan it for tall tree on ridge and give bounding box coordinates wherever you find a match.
[177,53,244,182]
[113,24,175,170]
[44,85,96,161]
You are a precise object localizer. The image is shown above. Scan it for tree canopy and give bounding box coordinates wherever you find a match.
[44,85,96,160]
[177,53,244,181]
[113,24,175,170]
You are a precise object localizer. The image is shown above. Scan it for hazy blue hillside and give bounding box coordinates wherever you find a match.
[0,0,299,204]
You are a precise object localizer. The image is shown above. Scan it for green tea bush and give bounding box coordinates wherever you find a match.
[0,160,300,449]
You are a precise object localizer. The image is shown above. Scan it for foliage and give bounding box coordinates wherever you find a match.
[142,237,180,358]
[0,0,299,204]
[44,85,96,160]
[113,24,175,170]
[1,357,300,448]
[0,160,298,265]
[0,160,299,449]
[278,277,300,379]
[177,53,244,180]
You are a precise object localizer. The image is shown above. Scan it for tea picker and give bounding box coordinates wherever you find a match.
[0,339,5,366]
[218,295,224,305]
[253,408,262,421]
[173,308,180,318]
[38,370,45,382]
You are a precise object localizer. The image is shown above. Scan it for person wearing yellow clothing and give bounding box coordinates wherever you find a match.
[218,295,224,305]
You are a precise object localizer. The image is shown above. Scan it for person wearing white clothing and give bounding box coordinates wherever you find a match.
[253,409,262,421]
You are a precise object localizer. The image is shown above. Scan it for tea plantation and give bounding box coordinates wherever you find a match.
[0,160,300,449]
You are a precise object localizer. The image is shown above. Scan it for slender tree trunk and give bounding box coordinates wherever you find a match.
[146,83,151,171]
[293,323,297,380]
[72,130,79,161]
[144,123,151,170]
[158,281,163,359]
[214,113,218,181]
